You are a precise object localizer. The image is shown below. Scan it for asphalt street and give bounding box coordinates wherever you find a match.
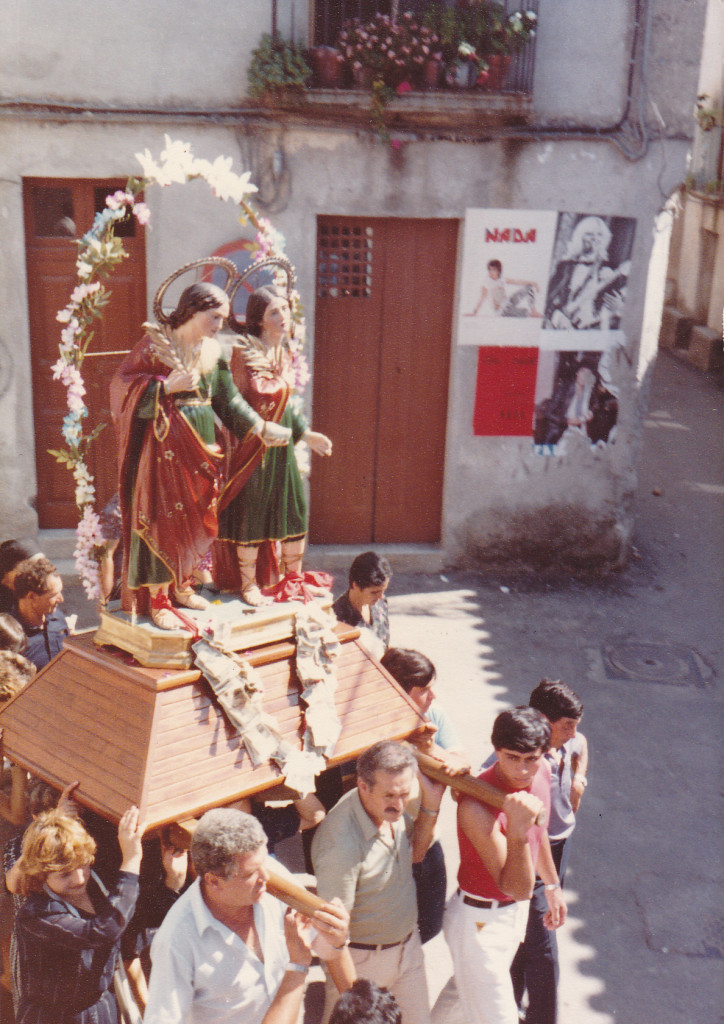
[382,350,723,1024]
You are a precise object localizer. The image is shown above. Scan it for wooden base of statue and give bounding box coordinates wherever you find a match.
[93,593,334,669]
[0,611,425,831]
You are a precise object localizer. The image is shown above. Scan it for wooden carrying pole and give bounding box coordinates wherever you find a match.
[265,871,330,917]
[167,817,333,917]
[405,743,547,826]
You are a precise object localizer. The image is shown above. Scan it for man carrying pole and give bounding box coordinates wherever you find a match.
[444,707,567,1024]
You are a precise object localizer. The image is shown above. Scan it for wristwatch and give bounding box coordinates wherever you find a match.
[287,962,310,974]
[544,883,561,892]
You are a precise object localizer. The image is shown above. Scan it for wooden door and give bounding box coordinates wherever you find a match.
[24,179,147,527]
[310,216,458,544]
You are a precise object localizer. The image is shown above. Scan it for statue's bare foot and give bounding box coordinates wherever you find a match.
[240,584,270,607]
[175,587,210,611]
[150,592,185,630]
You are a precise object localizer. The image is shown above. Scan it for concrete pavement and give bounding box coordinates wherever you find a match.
[383,350,722,1024]
[37,349,723,1024]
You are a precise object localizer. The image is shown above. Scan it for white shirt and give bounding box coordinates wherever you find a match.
[144,875,291,1024]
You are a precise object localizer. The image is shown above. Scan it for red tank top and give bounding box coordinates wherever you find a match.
[457,760,551,901]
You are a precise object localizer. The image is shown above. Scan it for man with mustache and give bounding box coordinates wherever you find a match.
[312,741,444,1024]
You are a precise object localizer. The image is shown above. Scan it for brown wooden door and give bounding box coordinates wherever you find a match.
[310,216,458,544]
[24,179,147,527]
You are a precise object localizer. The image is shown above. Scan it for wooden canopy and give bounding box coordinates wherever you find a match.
[0,627,425,832]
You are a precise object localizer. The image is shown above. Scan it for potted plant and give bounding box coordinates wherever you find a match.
[502,9,537,54]
[337,12,442,92]
[423,1,497,89]
[311,45,345,88]
[444,41,487,89]
[695,94,722,133]
[247,33,312,101]
[484,6,536,90]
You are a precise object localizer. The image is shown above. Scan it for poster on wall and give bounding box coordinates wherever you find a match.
[461,209,634,445]
[458,209,636,351]
[473,347,539,437]
[532,348,619,455]
[457,209,557,348]
[540,212,636,351]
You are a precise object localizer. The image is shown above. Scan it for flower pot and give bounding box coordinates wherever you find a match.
[486,54,513,91]
[352,65,375,90]
[422,58,442,90]
[312,47,343,88]
[446,61,477,89]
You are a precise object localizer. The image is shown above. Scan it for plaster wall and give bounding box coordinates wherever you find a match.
[0,0,702,134]
[0,0,289,108]
[0,0,708,568]
[672,193,724,329]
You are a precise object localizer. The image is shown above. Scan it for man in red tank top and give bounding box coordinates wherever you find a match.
[444,707,567,1024]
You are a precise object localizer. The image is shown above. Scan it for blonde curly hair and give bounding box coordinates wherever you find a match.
[16,810,96,895]
[0,650,35,703]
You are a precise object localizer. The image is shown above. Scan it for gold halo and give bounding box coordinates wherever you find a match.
[153,257,239,326]
[226,256,296,335]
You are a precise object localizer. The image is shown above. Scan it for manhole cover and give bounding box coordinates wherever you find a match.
[601,641,705,688]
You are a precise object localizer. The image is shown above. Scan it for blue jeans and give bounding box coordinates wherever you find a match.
[511,837,571,1024]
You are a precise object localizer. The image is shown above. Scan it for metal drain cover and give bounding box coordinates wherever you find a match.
[601,641,705,688]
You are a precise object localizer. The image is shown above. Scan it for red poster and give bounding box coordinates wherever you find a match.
[473,346,538,436]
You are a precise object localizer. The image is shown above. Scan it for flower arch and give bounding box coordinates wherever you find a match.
[51,136,307,599]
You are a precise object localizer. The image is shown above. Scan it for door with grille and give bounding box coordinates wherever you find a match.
[24,178,147,527]
[310,216,458,545]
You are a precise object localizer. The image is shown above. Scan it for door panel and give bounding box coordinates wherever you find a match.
[24,178,147,527]
[310,216,458,545]
[311,220,385,542]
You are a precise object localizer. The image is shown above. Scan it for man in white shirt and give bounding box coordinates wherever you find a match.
[144,808,350,1024]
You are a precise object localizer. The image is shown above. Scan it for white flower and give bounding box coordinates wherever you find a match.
[70,281,101,305]
[159,135,196,184]
[233,169,258,201]
[76,259,93,279]
[134,148,162,181]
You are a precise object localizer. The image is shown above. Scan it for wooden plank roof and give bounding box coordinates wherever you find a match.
[0,629,425,831]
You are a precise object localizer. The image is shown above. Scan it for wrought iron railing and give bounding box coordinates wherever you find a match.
[310,0,538,94]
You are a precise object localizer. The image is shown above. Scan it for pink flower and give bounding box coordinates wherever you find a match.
[133,202,151,225]
[105,189,132,211]
[60,319,80,349]
[397,81,412,94]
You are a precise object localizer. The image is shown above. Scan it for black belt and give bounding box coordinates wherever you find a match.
[349,932,412,951]
[460,890,515,910]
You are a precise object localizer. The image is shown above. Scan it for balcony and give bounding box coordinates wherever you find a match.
[253,0,538,136]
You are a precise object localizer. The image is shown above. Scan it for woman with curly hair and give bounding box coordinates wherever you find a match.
[13,805,143,1024]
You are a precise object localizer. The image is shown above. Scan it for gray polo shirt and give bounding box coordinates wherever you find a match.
[311,788,417,945]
